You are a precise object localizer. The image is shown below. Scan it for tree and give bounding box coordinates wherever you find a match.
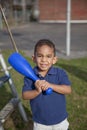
[0,0,14,26]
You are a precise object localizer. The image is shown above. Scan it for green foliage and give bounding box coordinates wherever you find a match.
[56,57,87,130]
[0,50,87,130]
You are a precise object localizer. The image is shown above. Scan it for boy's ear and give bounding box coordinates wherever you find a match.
[53,56,58,64]
[32,55,36,62]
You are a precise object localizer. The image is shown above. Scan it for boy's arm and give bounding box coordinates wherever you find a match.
[41,81,71,94]
[51,84,71,94]
[22,89,41,100]
[22,80,42,100]
[40,69,71,94]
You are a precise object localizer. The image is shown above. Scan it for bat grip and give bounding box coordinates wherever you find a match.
[35,78,53,95]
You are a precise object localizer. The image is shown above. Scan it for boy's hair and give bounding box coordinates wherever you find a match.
[34,39,56,56]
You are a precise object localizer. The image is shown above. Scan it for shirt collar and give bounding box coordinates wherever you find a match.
[33,66,57,76]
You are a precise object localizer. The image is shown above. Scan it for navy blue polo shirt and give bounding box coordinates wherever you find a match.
[22,66,71,125]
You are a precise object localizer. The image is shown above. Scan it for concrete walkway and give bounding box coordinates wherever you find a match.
[0,23,87,59]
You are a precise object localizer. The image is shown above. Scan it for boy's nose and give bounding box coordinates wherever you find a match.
[41,57,46,61]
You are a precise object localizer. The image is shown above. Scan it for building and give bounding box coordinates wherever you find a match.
[1,0,87,25]
[36,0,87,23]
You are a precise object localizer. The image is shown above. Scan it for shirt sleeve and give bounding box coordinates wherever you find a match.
[59,69,71,86]
[22,77,34,92]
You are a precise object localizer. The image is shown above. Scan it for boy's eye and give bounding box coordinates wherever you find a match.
[37,54,52,58]
[47,55,52,58]
[37,55,42,57]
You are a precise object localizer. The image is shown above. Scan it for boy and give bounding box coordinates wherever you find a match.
[22,39,71,130]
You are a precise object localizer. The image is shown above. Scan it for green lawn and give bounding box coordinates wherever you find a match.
[0,50,87,130]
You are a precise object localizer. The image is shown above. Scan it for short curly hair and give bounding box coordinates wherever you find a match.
[34,39,56,56]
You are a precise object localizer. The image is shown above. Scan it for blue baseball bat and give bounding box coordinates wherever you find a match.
[8,52,53,95]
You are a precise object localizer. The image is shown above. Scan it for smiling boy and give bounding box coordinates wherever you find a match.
[22,39,71,130]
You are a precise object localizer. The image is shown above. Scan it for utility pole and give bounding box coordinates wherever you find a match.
[21,0,26,23]
[66,0,71,56]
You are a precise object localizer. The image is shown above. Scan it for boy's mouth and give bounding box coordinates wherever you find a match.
[40,64,48,68]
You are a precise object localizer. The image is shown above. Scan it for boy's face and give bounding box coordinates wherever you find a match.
[33,45,57,74]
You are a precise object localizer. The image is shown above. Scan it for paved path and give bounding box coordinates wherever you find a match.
[0,23,87,59]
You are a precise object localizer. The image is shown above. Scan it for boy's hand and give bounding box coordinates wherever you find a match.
[35,80,51,92]
[34,80,42,93]
[41,80,51,91]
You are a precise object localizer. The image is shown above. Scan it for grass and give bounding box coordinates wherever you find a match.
[0,50,87,130]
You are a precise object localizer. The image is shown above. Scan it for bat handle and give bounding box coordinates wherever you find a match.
[43,88,53,95]
[35,78,53,95]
